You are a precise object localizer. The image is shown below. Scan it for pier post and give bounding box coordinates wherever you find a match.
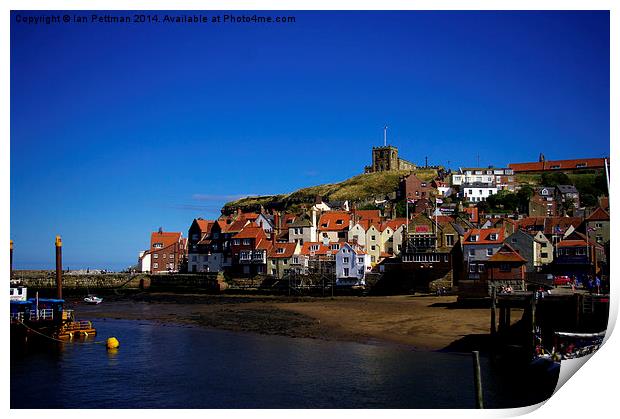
[55,236,63,300]
[490,285,496,335]
[472,351,484,409]
[530,292,536,357]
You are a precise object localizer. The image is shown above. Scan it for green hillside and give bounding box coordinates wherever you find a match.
[224,169,436,212]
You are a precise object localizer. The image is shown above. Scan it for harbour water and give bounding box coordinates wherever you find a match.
[11,319,551,409]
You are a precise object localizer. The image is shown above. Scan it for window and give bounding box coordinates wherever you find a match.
[153,253,158,259]
[243,239,251,246]
[469,264,476,273]
[595,223,603,228]
[163,253,167,258]
[343,257,349,263]
[550,165,560,169]
[337,232,346,239]
[283,259,288,265]
[344,268,349,276]
[272,269,277,275]
[470,235,479,242]
[478,264,485,273]
[358,257,364,264]
[596,236,603,244]
[322,223,328,228]
[446,235,455,246]
[468,190,473,195]
[541,253,548,258]
[489,234,497,241]
[576,163,587,168]
[331,244,340,250]
[576,248,586,256]
[371,235,376,240]
[310,244,320,251]
[511,237,517,244]
[371,245,376,251]
[292,257,299,264]
[153,263,158,268]
[336,220,343,225]
[487,248,493,256]
[397,245,402,251]
[191,256,197,262]
[277,248,285,254]
[358,268,364,275]
[240,251,251,260]
[191,234,199,241]
[371,256,375,262]
[322,232,328,238]
[499,263,510,272]
[232,239,240,245]
[153,243,163,249]
[469,249,475,256]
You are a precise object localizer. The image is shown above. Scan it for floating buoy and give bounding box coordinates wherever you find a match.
[106,337,119,349]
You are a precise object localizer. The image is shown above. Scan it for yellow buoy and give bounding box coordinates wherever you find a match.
[106,337,119,349]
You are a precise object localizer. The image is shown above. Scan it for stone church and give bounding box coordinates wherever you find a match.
[365,145,417,173]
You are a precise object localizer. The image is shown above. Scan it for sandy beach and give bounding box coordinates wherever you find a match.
[70,292,522,351]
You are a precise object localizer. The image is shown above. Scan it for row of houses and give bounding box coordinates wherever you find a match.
[137,196,609,293]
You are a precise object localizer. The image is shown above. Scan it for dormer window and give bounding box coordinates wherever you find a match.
[310,244,320,251]
[470,235,479,242]
[322,223,328,228]
[153,243,163,248]
[330,244,340,250]
[336,220,343,225]
[576,163,587,168]
[277,248,285,254]
[489,233,498,241]
[550,165,560,169]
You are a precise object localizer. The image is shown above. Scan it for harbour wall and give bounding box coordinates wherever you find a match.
[12,271,225,292]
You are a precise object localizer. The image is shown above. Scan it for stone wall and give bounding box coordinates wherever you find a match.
[12,270,148,290]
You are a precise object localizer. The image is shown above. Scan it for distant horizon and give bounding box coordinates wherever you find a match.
[11,10,610,269]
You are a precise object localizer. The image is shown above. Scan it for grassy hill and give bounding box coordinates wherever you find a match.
[223,169,438,212]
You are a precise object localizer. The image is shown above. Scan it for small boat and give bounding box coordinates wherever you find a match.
[84,295,103,305]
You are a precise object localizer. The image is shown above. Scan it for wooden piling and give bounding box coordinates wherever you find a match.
[10,240,13,281]
[472,351,484,409]
[55,236,63,300]
[490,285,496,335]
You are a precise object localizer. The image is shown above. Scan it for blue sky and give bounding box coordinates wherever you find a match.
[10,10,610,270]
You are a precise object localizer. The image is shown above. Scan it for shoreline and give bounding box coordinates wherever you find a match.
[72,293,512,352]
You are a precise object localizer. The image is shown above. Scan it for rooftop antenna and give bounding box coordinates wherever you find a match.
[384,125,388,147]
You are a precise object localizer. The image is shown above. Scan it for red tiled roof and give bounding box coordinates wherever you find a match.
[269,242,297,258]
[463,228,504,244]
[226,219,249,234]
[300,242,330,256]
[557,240,587,248]
[151,231,182,249]
[487,244,526,263]
[382,218,408,231]
[318,211,351,231]
[256,238,273,251]
[518,216,582,235]
[463,207,479,223]
[586,207,610,222]
[509,158,606,173]
[233,225,267,240]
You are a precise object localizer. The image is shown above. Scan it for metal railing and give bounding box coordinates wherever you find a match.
[28,309,54,320]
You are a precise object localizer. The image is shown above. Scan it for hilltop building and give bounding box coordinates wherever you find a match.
[365,145,417,173]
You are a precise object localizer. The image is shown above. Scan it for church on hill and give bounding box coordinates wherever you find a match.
[364,145,417,173]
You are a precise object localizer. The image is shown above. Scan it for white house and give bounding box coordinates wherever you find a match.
[335,242,371,286]
[348,222,368,246]
[365,224,382,264]
[288,214,317,245]
[460,183,498,202]
[138,251,151,273]
[255,213,275,235]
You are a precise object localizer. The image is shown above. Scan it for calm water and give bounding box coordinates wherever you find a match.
[11,319,549,408]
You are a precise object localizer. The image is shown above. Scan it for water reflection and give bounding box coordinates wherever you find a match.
[11,319,552,409]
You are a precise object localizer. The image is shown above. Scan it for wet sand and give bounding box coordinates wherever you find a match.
[72,293,521,351]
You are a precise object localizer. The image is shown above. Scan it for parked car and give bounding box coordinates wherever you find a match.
[554,276,572,286]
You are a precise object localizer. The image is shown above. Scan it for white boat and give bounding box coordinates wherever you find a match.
[84,295,103,305]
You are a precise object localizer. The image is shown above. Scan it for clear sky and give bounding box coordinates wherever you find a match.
[10,10,610,270]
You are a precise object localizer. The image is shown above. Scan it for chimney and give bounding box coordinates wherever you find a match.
[274,212,280,241]
[55,236,63,300]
